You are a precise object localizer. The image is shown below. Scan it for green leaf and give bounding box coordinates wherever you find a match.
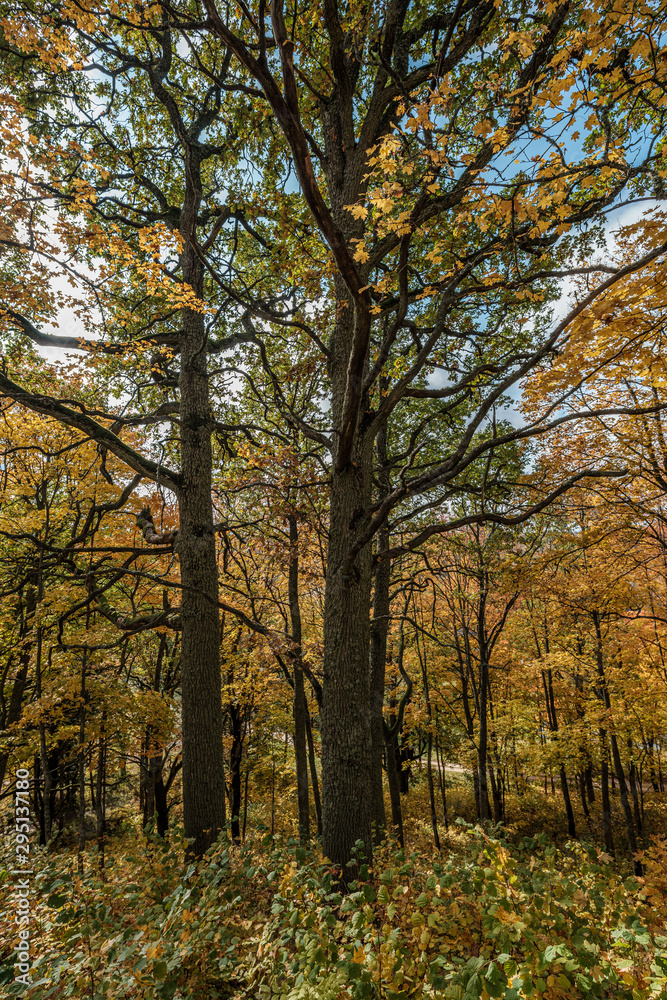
[484,963,506,998]
[153,961,168,981]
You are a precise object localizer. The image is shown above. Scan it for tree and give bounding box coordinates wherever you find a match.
[3,0,667,871]
[0,3,257,854]
[193,0,667,870]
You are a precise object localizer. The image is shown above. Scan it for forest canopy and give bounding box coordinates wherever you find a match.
[1,0,667,997]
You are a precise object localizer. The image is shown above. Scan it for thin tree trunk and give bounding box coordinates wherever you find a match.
[647,737,659,792]
[386,730,404,846]
[34,754,44,846]
[415,602,439,845]
[288,514,310,844]
[608,732,641,874]
[142,738,155,830]
[39,724,52,844]
[427,730,440,851]
[541,669,576,838]
[242,764,250,842]
[592,614,639,871]
[434,722,448,830]
[369,421,390,840]
[78,649,88,874]
[627,739,643,838]
[488,765,503,824]
[154,766,169,837]
[270,745,276,836]
[476,578,491,822]
[0,589,37,791]
[96,714,106,871]
[600,731,614,855]
[229,705,243,845]
[558,766,577,838]
[478,663,490,821]
[305,705,322,836]
[35,618,53,845]
[139,737,148,824]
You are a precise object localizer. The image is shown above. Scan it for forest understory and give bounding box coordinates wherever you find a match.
[2,766,667,1000]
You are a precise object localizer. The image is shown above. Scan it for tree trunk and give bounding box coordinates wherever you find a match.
[434,722,449,830]
[35,618,53,845]
[578,771,594,835]
[228,704,243,845]
[417,621,440,846]
[305,705,322,836]
[34,754,44,846]
[293,665,310,844]
[321,388,374,872]
[476,578,491,822]
[270,746,276,836]
[397,737,412,794]
[477,662,490,821]
[39,725,52,845]
[542,669,576,838]
[154,766,169,837]
[427,730,440,851]
[96,716,106,870]
[288,514,310,844]
[457,656,483,818]
[488,765,503,824]
[142,741,155,830]
[242,764,250,842]
[77,650,88,873]
[558,765,577,838]
[627,740,643,837]
[386,730,404,846]
[592,614,638,869]
[369,423,390,840]
[0,589,37,792]
[600,731,614,855]
[177,155,226,857]
[647,737,659,792]
[609,730,641,873]
[139,738,149,825]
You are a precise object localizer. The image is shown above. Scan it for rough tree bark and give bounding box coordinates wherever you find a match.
[321,452,374,868]
[176,141,227,856]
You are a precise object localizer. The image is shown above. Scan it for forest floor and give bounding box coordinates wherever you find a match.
[1,772,666,999]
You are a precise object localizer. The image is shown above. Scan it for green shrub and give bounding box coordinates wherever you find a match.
[1,829,666,999]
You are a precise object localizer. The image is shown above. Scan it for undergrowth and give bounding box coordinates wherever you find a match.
[1,825,667,1000]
